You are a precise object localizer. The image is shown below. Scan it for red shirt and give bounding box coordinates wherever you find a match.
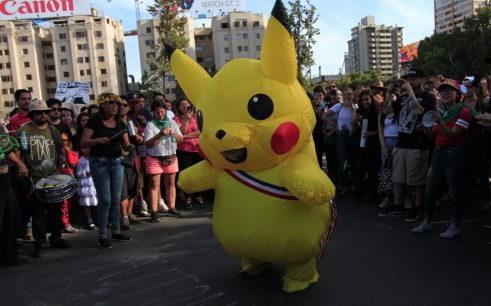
[7,109,31,136]
[173,115,200,153]
[432,107,471,146]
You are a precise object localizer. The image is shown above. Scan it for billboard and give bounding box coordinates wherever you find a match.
[55,81,91,104]
[0,0,91,20]
[165,0,246,18]
[400,41,420,63]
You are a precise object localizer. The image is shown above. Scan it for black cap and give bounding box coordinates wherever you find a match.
[402,67,425,79]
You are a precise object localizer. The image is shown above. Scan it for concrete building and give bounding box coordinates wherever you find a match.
[435,0,488,34]
[194,26,215,75]
[211,11,267,70]
[0,9,127,117]
[136,16,195,101]
[346,16,403,78]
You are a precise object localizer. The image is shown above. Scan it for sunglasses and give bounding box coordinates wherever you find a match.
[119,104,129,108]
[34,110,49,115]
[50,107,61,112]
[105,100,120,106]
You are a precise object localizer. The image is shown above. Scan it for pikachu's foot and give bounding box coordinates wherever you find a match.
[241,258,271,277]
[281,258,319,293]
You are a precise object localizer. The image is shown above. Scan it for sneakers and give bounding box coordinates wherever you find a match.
[158,199,169,213]
[50,238,71,249]
[87,223,96,230]
[195,197,205,208]
[167,208,183,218]
[150,212,161,223]
[138,200,150,217]
[62,225,78,234]
[185,198,193,209]
[440,224,461,239]
[112,233,132,242]
[128,213,141,224]
[405,208,422,223]
[98,239,112,250]
[121,216,130,231]
[378,197,390,208]
[378,206,403,217]
[412,220,432,234]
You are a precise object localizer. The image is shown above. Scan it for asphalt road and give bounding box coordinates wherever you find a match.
[1,195,490,306]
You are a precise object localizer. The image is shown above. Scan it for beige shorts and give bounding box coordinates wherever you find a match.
[392,148,429,186]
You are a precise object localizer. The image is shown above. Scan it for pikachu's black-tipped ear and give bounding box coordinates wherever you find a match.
[165,43,211,105]
[260,0,296,84]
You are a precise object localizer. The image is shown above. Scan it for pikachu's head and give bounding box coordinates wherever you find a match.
[167,0,314,171]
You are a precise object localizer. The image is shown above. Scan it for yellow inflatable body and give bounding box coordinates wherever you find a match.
[167,0,336,292]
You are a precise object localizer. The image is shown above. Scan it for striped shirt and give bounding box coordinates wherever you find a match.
[433,107,472,146]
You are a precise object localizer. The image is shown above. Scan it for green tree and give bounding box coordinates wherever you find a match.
[147,0,189,94]
[336,70,382,90]
[413,6,491,79]
[287,0,320,91]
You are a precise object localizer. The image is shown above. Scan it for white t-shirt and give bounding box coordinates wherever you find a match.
[144,119,182,157]
[383,117,399,137]
[330,103,354,131]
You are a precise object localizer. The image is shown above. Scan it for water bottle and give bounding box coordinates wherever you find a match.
[127,120,136,137]
[20,130,28,152]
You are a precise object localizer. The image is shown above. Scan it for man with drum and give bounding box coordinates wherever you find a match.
[16,100,71,258]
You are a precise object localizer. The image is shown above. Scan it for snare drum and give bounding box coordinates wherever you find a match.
[34,174,77,204]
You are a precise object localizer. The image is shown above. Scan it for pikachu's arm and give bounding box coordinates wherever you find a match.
[280,153,336,205]
[177,160,220,193]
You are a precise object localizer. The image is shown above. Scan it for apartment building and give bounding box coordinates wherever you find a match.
[345,16,403,78]
[137,16,195,101]
[194,26,215,74]
[0,9,127,117]
[435,0,488,34]
[211,11,267,70]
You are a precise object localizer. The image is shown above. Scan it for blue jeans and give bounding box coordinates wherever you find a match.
[89,157,124,239]
[424,146,466,224]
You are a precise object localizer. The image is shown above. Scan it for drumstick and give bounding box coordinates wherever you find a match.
[109,130,126,141]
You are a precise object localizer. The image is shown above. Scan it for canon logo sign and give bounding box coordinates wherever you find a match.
[0,0,89,20]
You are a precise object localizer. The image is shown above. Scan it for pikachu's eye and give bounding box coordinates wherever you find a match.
[248,94,274,120]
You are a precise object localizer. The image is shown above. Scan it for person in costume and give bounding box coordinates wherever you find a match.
[166,0,336,292]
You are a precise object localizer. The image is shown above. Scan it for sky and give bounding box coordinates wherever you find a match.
[92,0,435,82]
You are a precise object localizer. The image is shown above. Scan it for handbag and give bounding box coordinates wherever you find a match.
[149,154,177,166]
[378,155,393,194]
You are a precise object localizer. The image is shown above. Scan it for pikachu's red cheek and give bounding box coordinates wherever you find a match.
[271,122,299,155]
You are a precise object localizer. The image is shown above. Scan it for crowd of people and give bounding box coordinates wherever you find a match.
[1,66,491,267]
[0,90,202,265]
[312,67,491,242]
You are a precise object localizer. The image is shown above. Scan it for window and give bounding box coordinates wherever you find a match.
[243,33,248,39]
[220,23,229,29]
[224,35,229,41]
[80,70,85,76]
[0,37,7,43]
[46,77,56,82]
[77,57,83,63]
[1,88,7,95]
[89,94,95,100]
[24,61,30,68]
[75,31,87,38]
[27,87,32,92]
[145,39,154,46]
[253,21,260,27]
[256,45,261,52]
[197,57,203,63]
[4,50,8,55]
[63,71,69,77]
[46,65,55,70]
[205,56,212,63]
[224,47,230,54]
[18,36,28,43]
[98,56,104,62]
[0,50,2,55]
[1,76,11,82]
[22,49,28,55]
[244,45,249,52]
[86,69,91,75]
[196,46,203,52]
[5,63,10,69]
[59,33,67,39]
[0,63,3,69]
[242,20,247,27]
[61,59,68,65]
[77,44,88,50]
[100,68,107,74]
[25,74,32,80]
[60,45,66,52]
[237,46,243,52]
[45,53,53,59]
[94,30,102,37]
[146,27,151,33]
[255,33,260,39]
[42,41,51,47]
[84,57,90,63]
[96,43,104,49]
[101,81,108,87]
[8,88,13,94]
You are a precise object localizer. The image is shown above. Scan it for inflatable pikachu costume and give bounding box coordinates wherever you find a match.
[167,0,337,293]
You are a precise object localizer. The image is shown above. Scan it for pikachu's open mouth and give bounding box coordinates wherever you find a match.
[221,147,247,164]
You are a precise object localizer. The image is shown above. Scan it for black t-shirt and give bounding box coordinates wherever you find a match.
[394,90,436,149]
[0,160,11,191]
[85,116,127,158]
